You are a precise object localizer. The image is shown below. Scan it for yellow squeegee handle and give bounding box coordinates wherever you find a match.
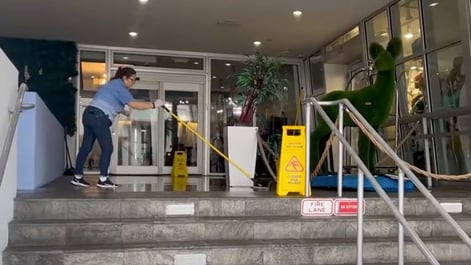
[161,106,251,179]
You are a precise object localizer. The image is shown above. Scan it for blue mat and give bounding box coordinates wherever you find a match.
[311,174,415,192]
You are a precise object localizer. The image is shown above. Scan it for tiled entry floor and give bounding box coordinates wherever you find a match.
[16,174,471,200]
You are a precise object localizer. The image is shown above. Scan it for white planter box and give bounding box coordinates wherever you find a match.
[224,126,257,190]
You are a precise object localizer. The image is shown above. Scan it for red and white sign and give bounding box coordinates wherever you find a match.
[334,199,366,216]
[301,198,334,216]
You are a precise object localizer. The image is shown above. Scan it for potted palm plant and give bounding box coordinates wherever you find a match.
[225,52,287,190]
[235,51,287,125]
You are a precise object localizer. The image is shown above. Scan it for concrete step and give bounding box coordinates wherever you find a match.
[8,215,471,247]
[4,238,471,265]
[13,196,471,220]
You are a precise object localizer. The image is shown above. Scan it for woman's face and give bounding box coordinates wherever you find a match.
[123,75,137,88]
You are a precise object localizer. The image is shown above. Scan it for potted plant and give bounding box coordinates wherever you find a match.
[235,51,287,125]
[225,52,287,190]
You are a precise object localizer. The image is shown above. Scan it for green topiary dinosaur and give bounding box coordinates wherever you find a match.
[310,37,402,174]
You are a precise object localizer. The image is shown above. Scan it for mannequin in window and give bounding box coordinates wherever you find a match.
[411,72,425,114]
[443,56,465,108]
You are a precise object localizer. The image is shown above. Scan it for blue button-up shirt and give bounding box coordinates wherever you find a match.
[89,79,134,121]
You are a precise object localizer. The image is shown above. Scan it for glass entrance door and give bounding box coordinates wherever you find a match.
[108,74,204,175]
[111,86,160,175]
[160,82,203,174]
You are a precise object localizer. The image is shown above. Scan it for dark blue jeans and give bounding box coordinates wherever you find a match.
[75,106,113,176]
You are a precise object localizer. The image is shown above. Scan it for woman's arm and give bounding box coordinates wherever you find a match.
[127,101,154,110]
[127,99,164,110]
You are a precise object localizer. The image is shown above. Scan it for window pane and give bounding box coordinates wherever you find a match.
[422,0,461,48]
[209,59,245,173]
[432,114,471,174]
[427,44,470,174]
[117,89,159,167]
[309,51,325,95]
[427,44,464,110]
[114,53,204,70]
[366,11,390,48]
[391,0,422,57]
[396,58,425,115]
[80,50,106,97]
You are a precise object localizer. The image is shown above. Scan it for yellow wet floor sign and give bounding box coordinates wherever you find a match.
[276,126,307,196]
[172,151,188,191]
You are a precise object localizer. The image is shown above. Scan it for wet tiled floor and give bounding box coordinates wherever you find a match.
[16,174,471,200]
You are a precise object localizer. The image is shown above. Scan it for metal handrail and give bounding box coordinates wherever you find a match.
[0,83,29,188]
[305,97,471,265]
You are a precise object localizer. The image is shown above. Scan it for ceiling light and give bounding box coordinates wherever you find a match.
[193,61,200,65]
[380,32,389,37]
[212,76,217,79]
[129,32,138,38]
[253,41,262,46]
[225,63,231,66]
[293,10,303,17]
[429,2,439,7]
[91,75,95,79]
[139,0,148,3]
[404,33,414,39]
[122,56,129,60]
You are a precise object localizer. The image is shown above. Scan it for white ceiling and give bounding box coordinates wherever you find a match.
[0,0,392,58]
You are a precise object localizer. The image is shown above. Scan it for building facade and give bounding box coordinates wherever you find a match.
[77,0,471,177]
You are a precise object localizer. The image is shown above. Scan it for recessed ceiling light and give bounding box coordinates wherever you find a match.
[225,63,231,66]
[123,56,129,60]
[293,10,303,17]
[193,61,200,65]
[253,41,262,46]
[139,0,148,3]
[429,2,439,7]
[129,32,138,38]
[212,76,217,79]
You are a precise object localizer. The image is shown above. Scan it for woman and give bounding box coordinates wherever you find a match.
[71,66,163,188]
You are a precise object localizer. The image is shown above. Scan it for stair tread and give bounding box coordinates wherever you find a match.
[11,214,471,224]
[5,237,468,252]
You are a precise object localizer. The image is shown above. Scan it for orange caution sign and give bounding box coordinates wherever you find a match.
[285,156,304,172]
[276,126,307,196]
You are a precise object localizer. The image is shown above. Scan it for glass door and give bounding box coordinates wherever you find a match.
[111,86,160,175]
[109,74,204,175]
[161,82,203,175]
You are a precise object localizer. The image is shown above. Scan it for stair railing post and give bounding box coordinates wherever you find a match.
[422,117,432,190]
[398,168,405,265]
[338,103,344,197]
[356,169,364,265]
[304,100,313,197]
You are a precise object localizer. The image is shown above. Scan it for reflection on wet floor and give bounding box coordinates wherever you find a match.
[110,175,226,192]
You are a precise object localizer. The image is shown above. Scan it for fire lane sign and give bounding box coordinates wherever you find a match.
[301,199,334,216]
[301,198,366,217]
